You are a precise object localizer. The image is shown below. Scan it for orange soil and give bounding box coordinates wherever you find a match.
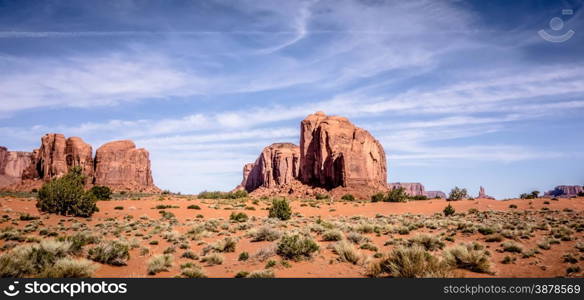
[0,196,583,278]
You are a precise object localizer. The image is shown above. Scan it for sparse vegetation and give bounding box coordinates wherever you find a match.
[87,240,130,266]
[369,246,452,278]
[90,186,112,200]
[147,254,173,275]
[443,243,491,273]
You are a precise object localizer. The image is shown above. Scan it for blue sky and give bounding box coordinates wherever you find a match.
[0,0,583,198]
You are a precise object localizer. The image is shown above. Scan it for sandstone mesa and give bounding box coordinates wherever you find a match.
[0,134,159,193]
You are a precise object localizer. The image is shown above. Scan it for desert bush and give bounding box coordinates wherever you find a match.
[385,187,408,202]
[206,237,236,253]
[322,229,343,241]
[0,240,74,277]
[247,269,275,278]
[332,240,362,264]
[519,191,539,199]
[180,262,207,278]
[250,226,281,242]
[372,246,452,278]
[198,190,247,199]
[87,240,130,266]
[408,234,445,251]
[238,252,249,261]
[341,194,355,201]
[147,254,173,275]
[19,213,40,221]
[90,186,112,200]
[268,198,292,221]
[501,241,523,253]
[187,205,201,210]
[443,243,491,273]
[448,187,468,201]
[58,231,101,253]
[371,192,384,202]
[485,234,503,243]
[346,232,367,244]
[276,234,319,261]
[201,253,224,266]
[41,258,96,278]
[315,193,330,200]
[443,204,455,216]
[575,242,584,252]
[181,250,199,260]
[229,212,249,223]
[36,167,98,217]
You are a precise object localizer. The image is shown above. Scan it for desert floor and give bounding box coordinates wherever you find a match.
[0,194,583,278]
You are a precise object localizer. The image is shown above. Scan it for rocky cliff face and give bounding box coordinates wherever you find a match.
[545,185,583,197]
[425,191,446,199]
[2,134,159,193]
[235,112,388,199]
[0,147,33,188]
[94,140,158,192]
[299,111,387,189]
[240,143,300,192]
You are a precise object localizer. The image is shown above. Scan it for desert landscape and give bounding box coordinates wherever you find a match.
[0,112,582,278]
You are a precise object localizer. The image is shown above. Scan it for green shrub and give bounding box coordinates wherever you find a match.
[147,254,173,275]
[448,187,468,201]
[341,194,355,201]
[114,206,124,210]
[276,234,319,261]
[385,187,408,202]
[238,252,249,261]
[87,240,130,266]
[36,167,98,217]
[187,205,201,210]
[90,186,112,200]
[181,251,199,260]
[268,198,292,221]
[19,213,40,221]
[520,191,539,199]
[371,192,384,202]
[443,204,455,216]
[230,212,249,223]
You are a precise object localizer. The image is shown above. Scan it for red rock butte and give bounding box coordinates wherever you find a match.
[235,112,388,198]
[0,134,159,193]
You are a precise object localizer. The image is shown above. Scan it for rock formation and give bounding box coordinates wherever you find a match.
[235,112,388,199]
[388,182,446,199]
[545,185,584,197]
[94,140,158,192]
[299,111,387,189]
[477,186,494,199]
[388,182,425,196]
[0,147,33,188]
[2,134,159,193]
[425,191,447,199]
[238,143,300,192]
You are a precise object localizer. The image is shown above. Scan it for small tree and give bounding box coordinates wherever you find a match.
[448,187,468,201]
[443,204,455,216]
[268,198,292,220]
[90,186,112,200]
[385,187,408,202]
[37,167,98,217]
